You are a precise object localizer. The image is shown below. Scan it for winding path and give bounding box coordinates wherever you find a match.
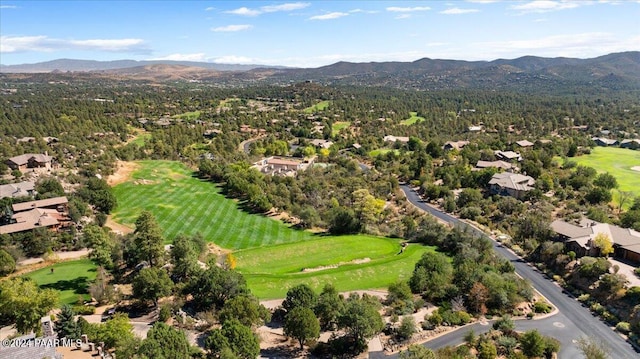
[374,185,640,358]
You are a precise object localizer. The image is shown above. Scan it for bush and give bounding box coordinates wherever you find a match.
[577,293,590,302]
[635,268,640,277]
[73,306,96,315]
[427,312,443,326]
[616,322,631,334]
[590,302,605,315]
[534,301,553,314]
[158,303,172,322]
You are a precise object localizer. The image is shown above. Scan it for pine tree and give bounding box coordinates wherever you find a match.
[55,305,80,339]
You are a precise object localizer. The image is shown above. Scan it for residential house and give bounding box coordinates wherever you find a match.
[443,140,469,151]
[475,160,514,172]
[468,125,483,132]
[620,139,640,149]
[252,156,314,177]
[592,137,618,146]
[310,139,334,149]
[551,220,640,264]
[383,135,410,143]
[5,153,53,172]
[516,140,535,148]
[203,129,223,139]
[0,181,35,199]
[12,196,68,213]
[488,172,535,199]
[494,150,522,162]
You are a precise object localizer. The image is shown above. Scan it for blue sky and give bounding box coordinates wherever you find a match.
[1,1,639,67]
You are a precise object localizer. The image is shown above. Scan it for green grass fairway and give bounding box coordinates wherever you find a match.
[401,112,426,125]
[573,147,640,207]
[24,259,97,305]
[235,236,436,299]
[332,121,351,136]
[304,100,330,113]
[111,161,313,248]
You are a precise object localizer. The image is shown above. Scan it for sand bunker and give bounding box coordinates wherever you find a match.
[302,258,371,273]
[107,161,139,186]
[631,166,640,172]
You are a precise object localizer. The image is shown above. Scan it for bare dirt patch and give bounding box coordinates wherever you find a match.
[631,166,640,172]
[107,161,139,186]
[106,215,134,235]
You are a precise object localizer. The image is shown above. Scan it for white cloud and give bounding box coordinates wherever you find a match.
[147,53,207,61]
[475,32,640,58]
[225,7,261,16]
[0,5,17,9]
[386,6,431,12]
[511,1,580,14]
[205,6,215,11]
[440,7,480,14]
[261,2,310,13]
[0,35,149,53]
[309,12,349,20]
[466,0,499,3]
[212,55,255,64]
[349,9,379,14]
[211,24,253,32]
[395,14,413,19]
[226,2,309,16]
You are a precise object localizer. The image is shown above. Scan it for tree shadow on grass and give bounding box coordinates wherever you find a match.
[40,276,90,295]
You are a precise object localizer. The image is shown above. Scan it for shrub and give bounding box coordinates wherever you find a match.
[616,322,631,334]
[73,306,96,315]
[534,301,553,314]
[577,293,590,302]
[427,312,443,326]
[158,303,172,322]
[590,302,605,315]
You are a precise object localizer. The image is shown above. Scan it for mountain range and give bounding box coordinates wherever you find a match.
[1,52,639,92]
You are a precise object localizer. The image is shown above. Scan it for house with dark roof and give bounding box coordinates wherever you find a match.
[551,220,640,264]
[620,139,640,149]
[443,140,469,151]
[6,153,53,172]
[488,172,535,199]
[592,137,618,147]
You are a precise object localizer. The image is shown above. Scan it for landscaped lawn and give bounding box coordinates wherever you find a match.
[173,111,201,121]
[573,147,640,208]
[401,112,426,125]
[369,148,400,157]
[234,236,436,299]
[111,161,313,248]
[129,133,151,147]
[24,259,97,305]
[331,121,351,136]
[303,100,331,113]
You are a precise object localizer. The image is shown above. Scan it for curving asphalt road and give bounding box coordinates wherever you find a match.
[377,185,640,359]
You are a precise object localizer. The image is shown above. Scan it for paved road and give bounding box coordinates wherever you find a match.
[388,184,640,359]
